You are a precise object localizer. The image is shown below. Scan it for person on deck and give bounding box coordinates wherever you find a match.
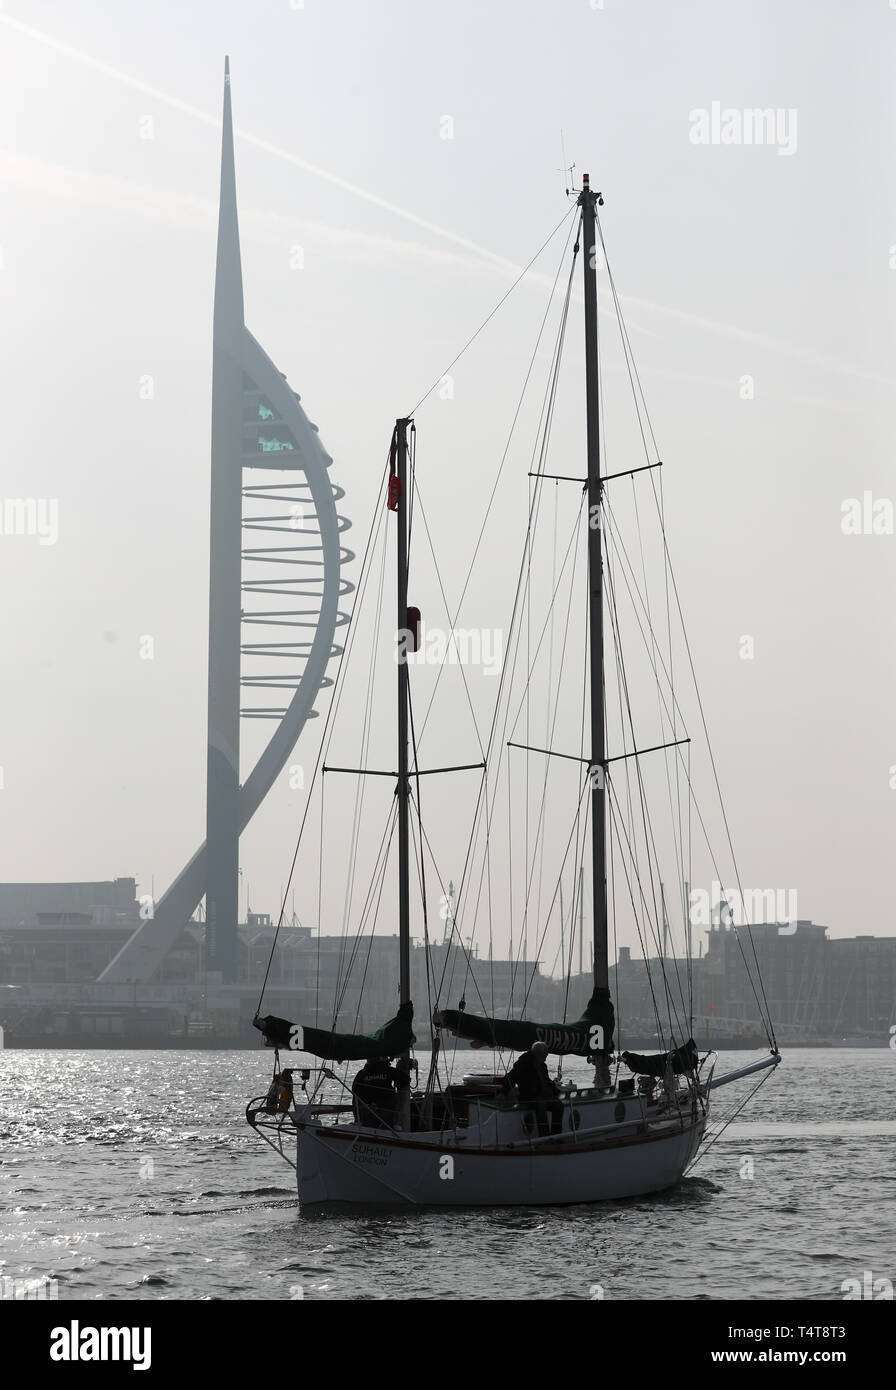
[502,1041,564,1137]
[263,1068,295,1114]
[277,1069,295,1111]
[351,1056,408,1129]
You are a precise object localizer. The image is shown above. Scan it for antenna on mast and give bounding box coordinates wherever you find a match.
[557,129,576,197]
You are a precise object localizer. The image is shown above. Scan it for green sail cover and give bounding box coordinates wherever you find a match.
[434,987,614,1056]
[252,1000,414,1062]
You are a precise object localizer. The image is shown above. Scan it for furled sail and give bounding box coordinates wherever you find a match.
[621,1038,699,1077]
[434,987,614,1057]
[253,1000,414,1062]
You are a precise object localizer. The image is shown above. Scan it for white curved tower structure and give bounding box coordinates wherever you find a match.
[100,60,351,984]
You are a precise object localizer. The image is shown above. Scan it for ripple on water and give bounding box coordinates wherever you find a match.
[1,1048,892,1299]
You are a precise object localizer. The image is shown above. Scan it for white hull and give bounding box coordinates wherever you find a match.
[289,1088,707,1207]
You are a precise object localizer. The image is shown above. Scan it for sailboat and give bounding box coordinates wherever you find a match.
[247,171,781,1206]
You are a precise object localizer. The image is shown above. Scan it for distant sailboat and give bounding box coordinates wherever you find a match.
[247,167,781,1206]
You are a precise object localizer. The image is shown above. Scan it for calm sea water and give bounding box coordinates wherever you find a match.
[2,1048,894,1301]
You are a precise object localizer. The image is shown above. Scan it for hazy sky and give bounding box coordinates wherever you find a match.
[1,1,893,960]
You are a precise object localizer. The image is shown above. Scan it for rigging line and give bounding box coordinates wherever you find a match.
[546,533,589,1022]
[609,771,689,1051]
[516,220,579,973]
[408,786,452,1099]
[555,783,583,1000]
[480,460,566,1005]
[606,547,655,1029]
[315,773,324,1028]
[429,766,491,1005]
[331,507,390,1001]
[593,208,658,468]
[652,479,687,987]
[254,452,392,1015]
[407,204,578,416]
[485,768,496,1021]
[604,265,662,465]
[503,233,581,798]
[607,796,621,1036]
[626,470,686,912]
[410,785,494,1021]
[506,494,585,744]
[519,776,594,1018]
[558,702,590,1019]
[430,467,561,1005]
[510,494,585,988]
[655,454,691,1022]
[334,806,397,1020]
[525,468,531,976]
[407,674,435,1043]
[460,755,499,1007]
[468,484,583,987]
[602,495,695,975]
[687,741,694,1027]
[605,639,762,1036]
[605,544,685,1030]
[420,215,582,765]
[604,547,691,1036]
[601,508,712,1020]
[507,752,514,1013]
[601,494,691,742]
[602,496,687,1000]
[530,273,574,938]
[428,227,582,1015]
[560,787,590,1012]
[606,574,667,1042]
[596,196,692,995]
[599,209,773,1041]
[678,742,694,1026]
[269,485,385,988]
[605,777,677,1042]
[687,1064,777,1174]
[645,470,776,1045]
[333,809,395,1022]
[407,481,486,763]
[635,465,688,1003]
[469,439,571,976]
[335,499,390,1002]
[332,800,398,1026]
[406,785,436,1050]
[347,833,395,1036]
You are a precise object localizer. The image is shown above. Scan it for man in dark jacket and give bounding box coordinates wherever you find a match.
[351,1056,409,1129]
[503,1041,564,1137]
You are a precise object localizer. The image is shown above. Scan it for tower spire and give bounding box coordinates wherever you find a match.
[214,55,244,336]
[206,57,246,980]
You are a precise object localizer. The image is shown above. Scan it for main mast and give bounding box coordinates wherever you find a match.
[394,420,412,1013]
[579,174,609,1007]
